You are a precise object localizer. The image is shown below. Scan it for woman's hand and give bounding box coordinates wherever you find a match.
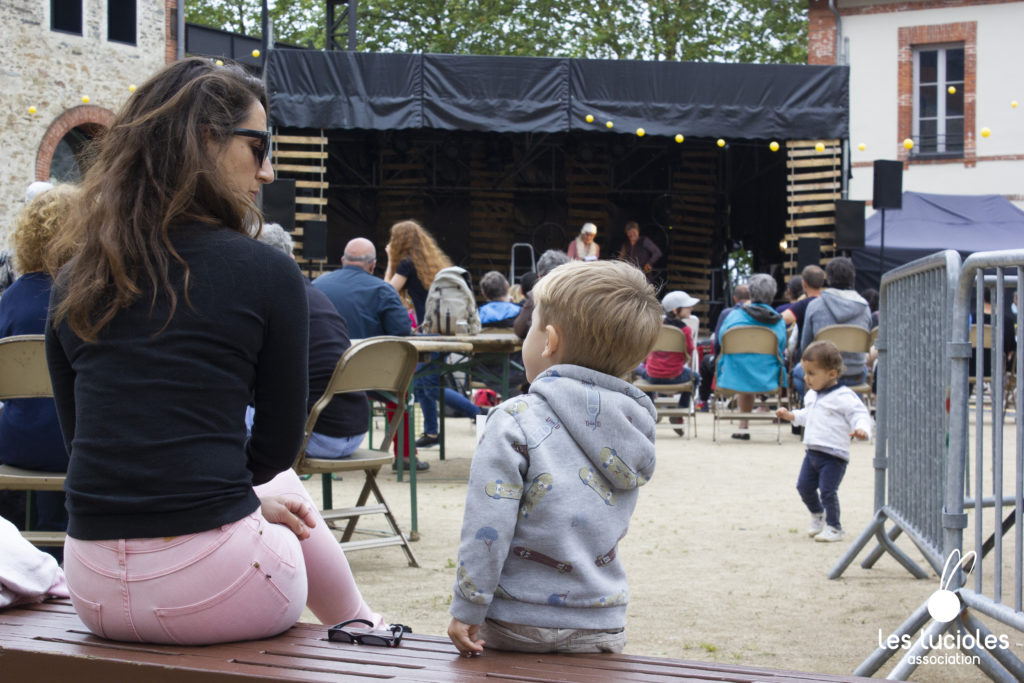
[260,495,318,540]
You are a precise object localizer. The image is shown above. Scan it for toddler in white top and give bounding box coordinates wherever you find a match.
[777,341,872,542]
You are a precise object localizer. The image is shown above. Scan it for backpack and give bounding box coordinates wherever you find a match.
[420,266,482,335]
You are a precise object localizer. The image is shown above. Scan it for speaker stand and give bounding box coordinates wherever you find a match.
[878,207,887,286]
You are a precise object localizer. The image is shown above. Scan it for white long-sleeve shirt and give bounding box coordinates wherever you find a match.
[790,384,872,462]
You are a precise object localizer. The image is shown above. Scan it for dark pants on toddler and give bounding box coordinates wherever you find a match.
[796,449,848,529]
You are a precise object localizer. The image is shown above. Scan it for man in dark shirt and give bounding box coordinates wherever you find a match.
[782,264,825,332]
[313,238,412,339]
[617,221,662,283]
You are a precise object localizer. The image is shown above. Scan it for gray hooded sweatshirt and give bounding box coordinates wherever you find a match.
[450,364,656,630]
[800,289,872,379]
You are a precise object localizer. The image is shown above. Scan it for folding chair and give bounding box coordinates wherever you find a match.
[293,337,420,567]
[633,325,696,438]
[0,335,66,547]
[712,325,787,443]
[813,324,875,410]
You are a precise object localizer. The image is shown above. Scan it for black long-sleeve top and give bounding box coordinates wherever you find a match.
[45,224,309,541]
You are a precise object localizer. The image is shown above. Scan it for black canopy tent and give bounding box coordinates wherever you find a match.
[265,50,848,139]
[263,50,848,309]
[852,192,1024,290]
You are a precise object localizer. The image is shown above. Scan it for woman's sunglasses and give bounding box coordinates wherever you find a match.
[233,128,270,166]
[327,619,410,647]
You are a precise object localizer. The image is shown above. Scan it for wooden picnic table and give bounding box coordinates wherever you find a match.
[1,600,875,682]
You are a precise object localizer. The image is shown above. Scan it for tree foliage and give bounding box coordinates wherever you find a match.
[186,0,808,64]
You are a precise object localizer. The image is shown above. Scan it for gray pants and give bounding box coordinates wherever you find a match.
[478,618,626,654]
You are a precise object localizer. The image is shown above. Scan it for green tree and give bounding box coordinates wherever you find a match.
[186,0,807,64]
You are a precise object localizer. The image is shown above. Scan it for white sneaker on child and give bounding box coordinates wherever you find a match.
[808,512,825,537]
[815,525,845,542]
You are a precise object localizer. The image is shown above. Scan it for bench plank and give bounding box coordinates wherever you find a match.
[0,600,874,682]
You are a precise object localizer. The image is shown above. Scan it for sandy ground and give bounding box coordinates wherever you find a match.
[301,409,1021,681]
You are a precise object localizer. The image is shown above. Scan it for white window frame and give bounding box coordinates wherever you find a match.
[912,43,965,156]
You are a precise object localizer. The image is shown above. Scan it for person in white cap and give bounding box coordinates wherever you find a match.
[639,290,700,421]
[25,181,54,203]
[567,222,599,261]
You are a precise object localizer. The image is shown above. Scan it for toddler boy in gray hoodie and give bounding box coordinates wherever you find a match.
[448,260,663,656]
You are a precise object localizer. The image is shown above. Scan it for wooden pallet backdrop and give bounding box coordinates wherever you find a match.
[271,132,329,277]
[784,139,841,275]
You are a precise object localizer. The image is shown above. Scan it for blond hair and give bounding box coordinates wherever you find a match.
[13,184,78,274]
[532,260,661,377]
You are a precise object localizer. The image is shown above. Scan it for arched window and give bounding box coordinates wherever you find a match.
[50,126,94,182]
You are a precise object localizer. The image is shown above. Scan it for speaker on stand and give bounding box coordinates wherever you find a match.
[872,160,903,283]
[834,199,866,254]
[797,237,822,272]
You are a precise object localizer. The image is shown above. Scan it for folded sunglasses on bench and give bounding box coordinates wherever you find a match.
[327,619,411,647]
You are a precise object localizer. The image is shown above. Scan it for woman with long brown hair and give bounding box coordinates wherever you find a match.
[45,58,384,645]
[383,219,451,326]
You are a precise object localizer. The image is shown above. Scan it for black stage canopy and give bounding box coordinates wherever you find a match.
[265,50,849,141]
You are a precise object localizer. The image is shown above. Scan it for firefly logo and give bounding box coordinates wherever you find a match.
[926,549,976,623]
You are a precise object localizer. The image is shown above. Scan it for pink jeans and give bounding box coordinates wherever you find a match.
[63,469,382,645]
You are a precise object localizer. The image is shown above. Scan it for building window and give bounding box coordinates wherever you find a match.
[51,127,93,183]
[913,45,964,156]
[108,0,137,45]
[51,0,82,35]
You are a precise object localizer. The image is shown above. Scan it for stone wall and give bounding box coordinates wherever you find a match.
[0,0,174,250]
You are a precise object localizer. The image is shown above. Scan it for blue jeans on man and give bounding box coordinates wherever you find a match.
[414,355,480,435]
[796,449,848,529]
[640,367,697,408]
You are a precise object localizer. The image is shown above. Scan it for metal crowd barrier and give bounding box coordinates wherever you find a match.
[857,251,1024,681]
[830,250,961,582]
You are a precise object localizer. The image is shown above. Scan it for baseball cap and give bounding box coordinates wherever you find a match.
[581,222,597,234]
[25,181,54,202]
[661,290,699,312]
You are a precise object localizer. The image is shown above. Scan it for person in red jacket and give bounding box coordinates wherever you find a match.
[640,290,699,417]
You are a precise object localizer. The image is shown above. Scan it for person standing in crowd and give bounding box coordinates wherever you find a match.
[567,222,600,261]
[513,249,570,340]
[45,57,385,645]
[617,221,662,282]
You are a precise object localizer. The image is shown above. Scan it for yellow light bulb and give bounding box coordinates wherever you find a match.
[675,134,684,143]
[81,95,90,104]
[815,142,825,152]
[605,120,613,129]
[215,60,224,66]
[769,141,779,152]
[128,84,136,93]
[28,106,36,115]
[717,138,725,148]
[252,49,261,58]
[947,85,956,95]
[981,127,991,138]
[636,127,645,137]
[903,138,914,149]
[585,114,594,123]
[858,142,866,151]
[1012,101,1019,109]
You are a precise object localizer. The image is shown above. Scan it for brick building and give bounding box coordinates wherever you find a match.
[808,0,1024,211]
[0,1,177,248]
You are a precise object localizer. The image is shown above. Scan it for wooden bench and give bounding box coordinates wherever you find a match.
[0,600,873,682]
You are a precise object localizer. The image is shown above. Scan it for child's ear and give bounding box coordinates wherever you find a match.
[542,323,561,358]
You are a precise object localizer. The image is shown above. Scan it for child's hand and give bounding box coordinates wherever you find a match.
[776,408,794,422]
[448,618,484,656]
[260,495,317,540]
[851,428,869,441]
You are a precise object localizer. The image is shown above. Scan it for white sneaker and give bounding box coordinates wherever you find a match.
[808,512,825,537]
[815,525,845,542]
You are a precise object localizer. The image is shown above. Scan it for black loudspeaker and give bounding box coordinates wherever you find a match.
[262,179,296,231]
[797,237,821,271]
[834,199,866,250]
[303,221,327,261]
[872,160,903,210]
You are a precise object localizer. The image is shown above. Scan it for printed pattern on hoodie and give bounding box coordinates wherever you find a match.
[450,365,656,630]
